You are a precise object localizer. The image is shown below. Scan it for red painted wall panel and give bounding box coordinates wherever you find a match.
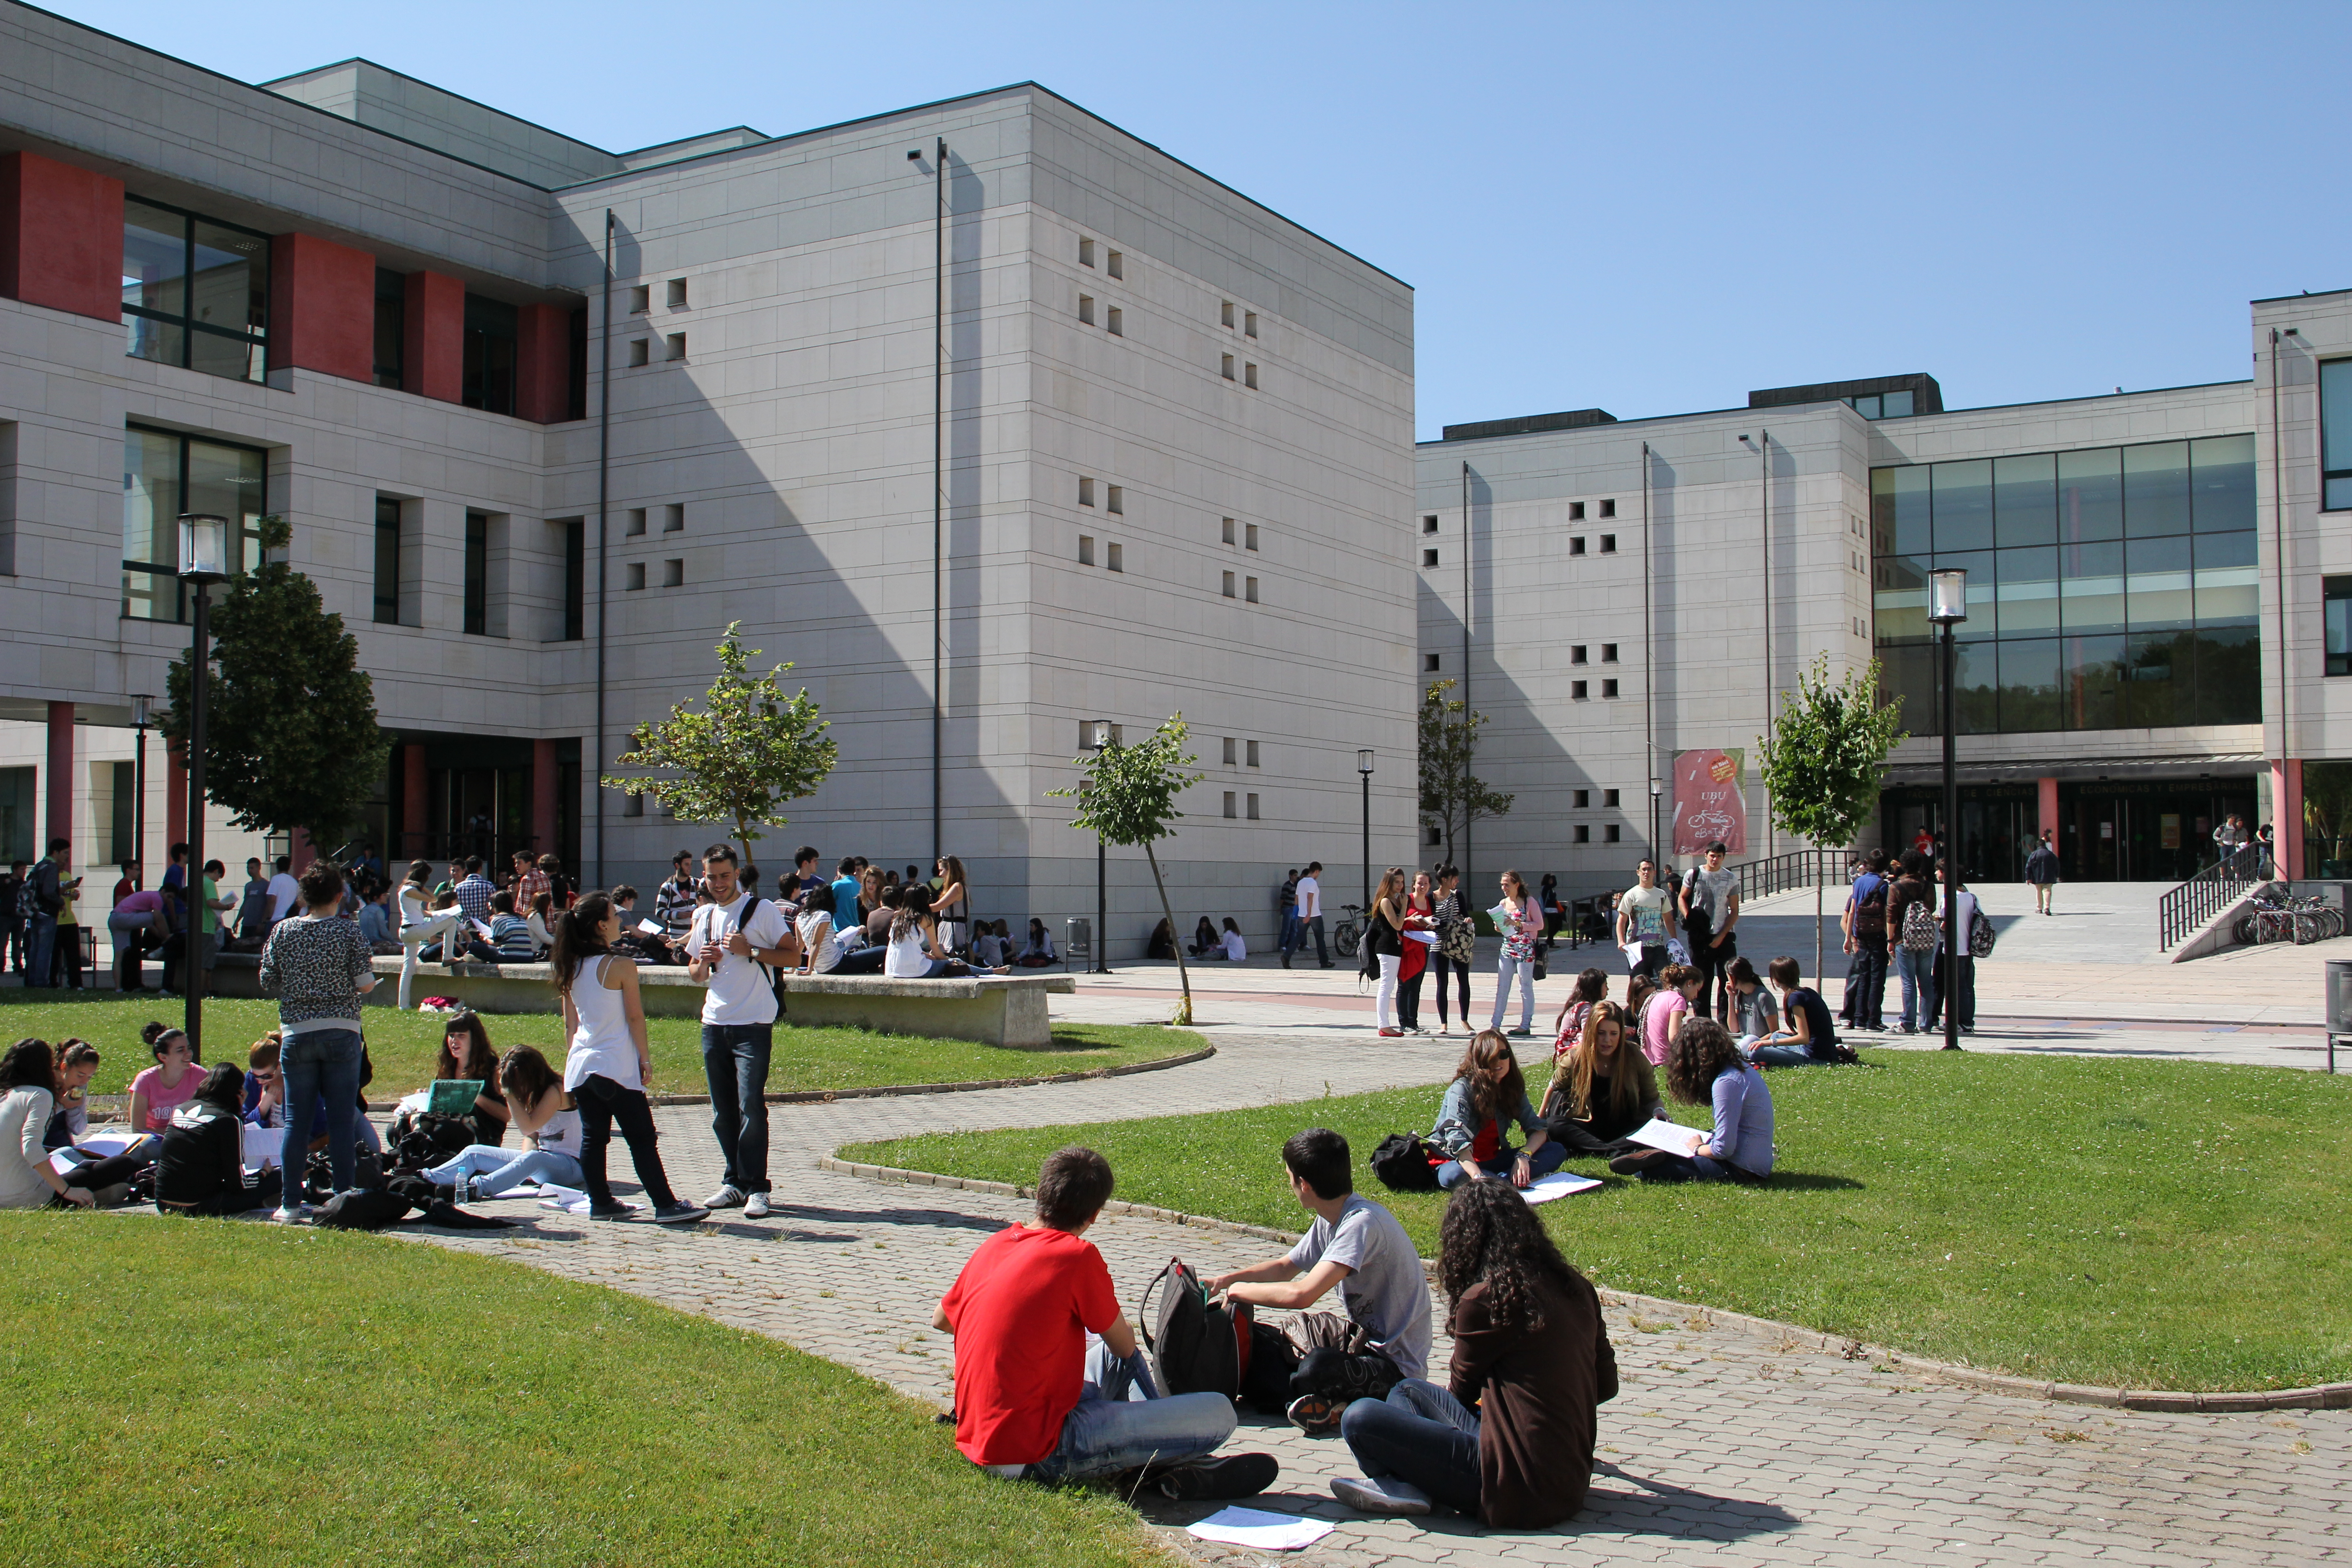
[0,151,124,323]
[404,270,464,403]
[515,304,571,424]
[268,231,375,382]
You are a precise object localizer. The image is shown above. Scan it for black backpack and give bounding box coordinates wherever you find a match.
[1370,1132,1441,1191]
[1140,1258,1245,1401]
[387,1110,475,1171]
[1850,877,1888,943]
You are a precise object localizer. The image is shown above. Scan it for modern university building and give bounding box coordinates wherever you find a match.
[0,2,1420,956]
[1417,306,2351,891]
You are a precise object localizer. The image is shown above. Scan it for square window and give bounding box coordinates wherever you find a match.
[1569,501,1586,520]
[1569,536,1587,556]
[1107,306,1123,337]
[1572,680,1588,700]
[1245,523,1259,551]
[1425,653,1440,671]
[1078,477,1095,507]
[1245,363,1259,389]
[1222,516,1236,545]
[1079,238,1095,267]
[1223,791,1237,819]
[1605,824,1621,843]
[1222,353,1235,380]
[1571,645,1588,664]
[625,561,646,591]
[1601,643,1618,662]
[627,338,650,367]
[625,508,647,538]
[1247,740,1260,767]
[1600,534,1617,553]
[1221,300,1235,328]
[1223,736,1237,765]
[1245,576,1259,603]
[1107,250,1124,279]
[623,791,645,818]
[663,504,685,533]
[1244,311,1258,338]
[665,332,686,361]
[628,284,650,314]
[1079,534,1094,566]
[1600,499,1617,518]
[1604,789,1621,807]
[1602,678,1619,698]
[1247,793,1260,820]
[1422,515,1438,534]
[1426,825,1443,846]
[1573,789,1590,808]
[1107,485,1123,514]
[1079,294,1095,325]
[666,278,687,309]
[662,558,684,588]
[1573,824,1590,843]
[1423,548,1439,567]
[1107,542,1123,573]
[1223,570,1236,598]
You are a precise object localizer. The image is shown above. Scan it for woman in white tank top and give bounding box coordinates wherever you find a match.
[421,1043,585,1200]
[551,893,703,1224]
[395,859,462,1010]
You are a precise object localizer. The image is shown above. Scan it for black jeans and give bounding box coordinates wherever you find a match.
[1687,915,1734,1022]
[1847,946,1888,1029]
[1427,954,1470,1026]
[576,1073,678,1211]
[160,1167,282,1216]
[1932,954,1976,1029]
[1547,1119,1643,1160]
[1338,1380,1482,1514]
[1632,943,1666,980]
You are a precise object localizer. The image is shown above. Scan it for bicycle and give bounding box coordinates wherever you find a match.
[2233,885,2345,946]
[1332,903,1363,960]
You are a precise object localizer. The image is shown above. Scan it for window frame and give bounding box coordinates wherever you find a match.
[2322,359,2352,510]
[122,194,271,383]
[372,496,402,625]
[121,424,270,625]
[2327,576,2352,676]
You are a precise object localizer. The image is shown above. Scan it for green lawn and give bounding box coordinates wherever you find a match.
[0,993,1197,1099]
[0,1220,1161,1568]
[845,1052,2352,1393]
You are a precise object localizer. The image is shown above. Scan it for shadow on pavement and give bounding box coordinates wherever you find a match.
[1583,1460,1802,1539]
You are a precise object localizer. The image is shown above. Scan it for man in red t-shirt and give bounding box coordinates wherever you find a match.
[935,1146,1278,1501]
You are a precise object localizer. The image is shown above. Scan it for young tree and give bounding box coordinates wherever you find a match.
[160,515,391,848]
[1756,654,1910,980]
[1417,678,1514,866]
[1048,715,1206,1026]
[603,622,838,865]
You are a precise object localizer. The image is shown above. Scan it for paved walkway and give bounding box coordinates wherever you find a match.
[395,1025,2352,1568]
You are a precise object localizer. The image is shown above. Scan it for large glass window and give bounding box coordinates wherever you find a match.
[2323,361,2352,511]
[1872,434,2259,734]
[463,511,489,635]
[373,497,402,624]
[2328,577,2352,677]
[462,295,517,415]
[122,196,268,383]
[122,427,267,622]
[374,269,406,390]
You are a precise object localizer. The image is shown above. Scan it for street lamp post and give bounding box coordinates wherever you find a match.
[130,695,150,891]
[1357,750,1375,913]
[177,514,230,1057]
[1085,720,1112,974]
[1927,567,1968,1054]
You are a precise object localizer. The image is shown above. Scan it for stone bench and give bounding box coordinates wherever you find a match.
[358,956,1073,1048]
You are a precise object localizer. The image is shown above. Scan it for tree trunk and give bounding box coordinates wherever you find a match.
[1143,841,1192,1026]
[1813,852,1825,994]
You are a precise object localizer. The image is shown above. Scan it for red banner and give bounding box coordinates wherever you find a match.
[1671,748,1748,857]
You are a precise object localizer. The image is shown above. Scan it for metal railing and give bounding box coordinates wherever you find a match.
[1728,848,1849,905]
[2158,854,2269,950]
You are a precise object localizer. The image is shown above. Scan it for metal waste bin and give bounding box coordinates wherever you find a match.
[2326,959,2352,1073]
[1065,917,1092,972]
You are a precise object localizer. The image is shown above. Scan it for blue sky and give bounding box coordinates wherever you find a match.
[49,0,2352,438]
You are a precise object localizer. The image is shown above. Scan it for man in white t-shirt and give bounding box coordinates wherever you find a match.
[685,843,795,1220]
[264,856,302,926]
[1285,862,1330,969]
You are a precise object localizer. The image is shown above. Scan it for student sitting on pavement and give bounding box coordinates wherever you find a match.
[1610,1018,1775,1185]
[488,892,538,962]
[1208,1128,1434,1436]
[157,1063,283,1217]
[1331,1178,1618,1526]
[1011,918,1058,968]
[423,1045,583,1200]
[972,919,1009,969]
[934,1145,1277,1501]
[1726,956,1780,1044]
[1429,1030,1566,1192]
[1539,1001,1661,1161]
[1744,956,1842,1068]
[793,881,843,976]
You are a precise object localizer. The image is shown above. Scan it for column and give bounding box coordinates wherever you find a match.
[531,739,559,867]
[291,827,315,874]
[268,232,376,382]
[43,701,72,852]
[2273,759,2304,880]
[403,271,465,403]
[0,151,124,321]
[402,743,430,864]
[2037,776,2059,841]
[515,304,571,424]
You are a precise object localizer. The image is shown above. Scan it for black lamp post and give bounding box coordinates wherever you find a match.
[1085,720,1112,974]
[1928,567,1968,1054]
[1357,750,1375,913]
[130,695,150,891]
[177,513,230,1057]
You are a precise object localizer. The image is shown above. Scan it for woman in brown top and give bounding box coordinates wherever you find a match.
[1331,1179,1617,1525]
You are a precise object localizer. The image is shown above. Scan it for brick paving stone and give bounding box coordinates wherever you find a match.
[379,1025,2352,1568]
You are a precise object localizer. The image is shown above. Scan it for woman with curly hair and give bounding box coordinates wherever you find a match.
[1429,1030,1563,1191]
[1611,1016,1774,1184]
[1539,1000,1661,1160]
[1330,1178,1618,1525]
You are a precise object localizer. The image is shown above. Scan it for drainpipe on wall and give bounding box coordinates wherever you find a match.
[594,209,613,886]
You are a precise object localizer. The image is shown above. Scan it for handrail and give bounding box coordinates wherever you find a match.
[2158,854,2268,950]
[1723,848,1848,905]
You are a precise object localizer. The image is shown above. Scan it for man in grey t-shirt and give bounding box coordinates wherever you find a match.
[1210,1128,1432,1434]
[1680,841,1742,1024]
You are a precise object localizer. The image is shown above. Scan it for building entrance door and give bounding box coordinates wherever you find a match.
[2056,779,2255,882]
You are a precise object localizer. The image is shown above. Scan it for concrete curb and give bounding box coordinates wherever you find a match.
[817,1157,2352,1414]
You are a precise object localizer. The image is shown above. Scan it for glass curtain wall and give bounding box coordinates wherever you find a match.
[122,196,269,382]
[1872,436,2259,735]
[122,427,268,622]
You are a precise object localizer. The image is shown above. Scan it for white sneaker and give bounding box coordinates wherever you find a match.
[1331,1475,1432,1516]
[703,1184,746,1210]
[744,1191,771,1219]
[271,1204,310,1225]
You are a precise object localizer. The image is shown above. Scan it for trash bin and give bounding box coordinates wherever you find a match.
[2329,959,2352,1036]
[1065,917,1092,970]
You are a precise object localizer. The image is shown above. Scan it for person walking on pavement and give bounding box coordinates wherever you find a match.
[1677,843,1740,1024]
[2024,830,2060,916]
[1288,862,1331,970]
[687,844,795,1220]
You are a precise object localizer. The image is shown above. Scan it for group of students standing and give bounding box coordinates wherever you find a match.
[1836,847,1983,1038]
[1358,865,1552,1039]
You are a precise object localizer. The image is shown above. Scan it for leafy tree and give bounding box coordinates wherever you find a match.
[1756,654,1909,979]
[1417,679,1513,866]
[1048,715,1205,1026]
[603,622,838,865]
[160,515,390,848]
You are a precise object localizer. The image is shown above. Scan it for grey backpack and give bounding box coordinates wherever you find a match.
[1899,894,1939,953]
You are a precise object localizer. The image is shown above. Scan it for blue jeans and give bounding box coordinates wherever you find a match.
[1894,947,1934,1030]
[1021,1343,1235,1484]
[1434,1138,1566,1191]
[701,1022,773,1195]
[1489,951,1535,1030]
[1279,910,1300,954]
[1748,1044,1818,1068]
[280,1027,364,1195]
[25,913,57,989]
[426,1144,584,1196]
[1339,1379,1482,1515]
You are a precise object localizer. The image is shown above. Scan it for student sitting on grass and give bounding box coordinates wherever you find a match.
[127,1023,205,1148]
[42,1040,100,1151]
[1429,1030,1565,1191]
[157,1063,282,1217]
[0,1038,142,1209]
[1744,956,1841,1068]
[1639,963,1700,1067]
[433,1013,511,1147]
[424,1045,582,1200]
[1611,1018,1774,1184]
[1549,969,1609,1062]
[1726,957,1779,1043]
[1330,1178,1619,1526]
[935,1146,1277,1501]
[1208,1128,1434,1435]
[1539,1000,1661,1161]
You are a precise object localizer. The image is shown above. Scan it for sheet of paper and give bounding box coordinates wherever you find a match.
[1185,1509,1333,1552]
[1629,1117,1706,1156]
[77,1133,137,1157]
[636,917,664,936]
[48,1149,87,1174]
[1517,1171,1602,1205]
[1621,941,1646,970]
[240,1122,279,1171]
[470,918,495,940]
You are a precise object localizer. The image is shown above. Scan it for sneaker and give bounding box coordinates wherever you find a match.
[586,1204,632,1221]
[1331,1475,1433,1517]
[270,1203,310,1225]
[744,1191,771,1220]
[1319,962,1335,970]
[1507,1026,1532,1037]
[1156,1453,1279,1503]
[1285,1393,1343,1435]
[703,1184,746,1210]
[653,1201,709,1225]
[1377,1027,1403,1038]
[1608,1148,1676,1177]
